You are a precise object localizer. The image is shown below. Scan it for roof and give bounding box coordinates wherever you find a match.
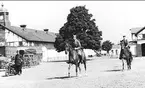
[130,27,145,36]
[0,24,56,43]
[130,27,143,34]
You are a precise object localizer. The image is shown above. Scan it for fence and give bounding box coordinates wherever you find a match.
[42,49,96,62]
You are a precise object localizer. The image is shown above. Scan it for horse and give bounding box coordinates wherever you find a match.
[120,40,133,70]
[64,42,87,77]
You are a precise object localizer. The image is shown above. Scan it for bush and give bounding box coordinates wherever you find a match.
[22,53,42,68]
[0,60,9,69]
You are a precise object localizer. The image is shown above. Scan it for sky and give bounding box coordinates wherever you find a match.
[1,1,145,44]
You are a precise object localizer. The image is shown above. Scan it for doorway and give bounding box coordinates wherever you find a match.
[141,43,145,56]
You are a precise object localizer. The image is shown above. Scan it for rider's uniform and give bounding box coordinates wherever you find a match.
[74,38,84,63]
[74,39,82,55]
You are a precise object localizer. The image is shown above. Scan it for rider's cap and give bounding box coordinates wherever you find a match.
[123,35,126,37]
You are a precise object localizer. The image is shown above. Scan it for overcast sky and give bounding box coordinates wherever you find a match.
[1,1,145,44]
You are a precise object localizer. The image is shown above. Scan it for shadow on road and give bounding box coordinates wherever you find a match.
[104,69,123,72]
[1,75,8,77]
[48,59,94,63]
[1,74,16,77]
[46,76,76,80]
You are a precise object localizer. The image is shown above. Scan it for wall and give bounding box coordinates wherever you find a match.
[0,26,5,46]
[130,44,137,56]
[41,49,96,62]
[136,44,142,57]
[137,40,145,44]
[5,46,43,57]
[5,29,23,42]
[41,48,68,62]
[5,46,17,57]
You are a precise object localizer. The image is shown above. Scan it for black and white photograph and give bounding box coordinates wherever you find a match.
[0,1,145,88]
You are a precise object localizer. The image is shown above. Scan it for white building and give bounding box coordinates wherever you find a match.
[130,26,145,57]
[0,4,56,61]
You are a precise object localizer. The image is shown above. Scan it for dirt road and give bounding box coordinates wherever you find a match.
[0,56,145,88]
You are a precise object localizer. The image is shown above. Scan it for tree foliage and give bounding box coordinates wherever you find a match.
[54,6,102,52]
[102,40,113,53]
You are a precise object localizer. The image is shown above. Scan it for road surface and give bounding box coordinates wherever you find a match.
[0,56,145,88]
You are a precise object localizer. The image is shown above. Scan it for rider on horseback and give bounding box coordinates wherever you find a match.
[73,35,84,63]
[119,35,132,60]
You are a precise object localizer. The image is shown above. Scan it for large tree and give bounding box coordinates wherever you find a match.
[54,6,102,52]
[102,40,113,53]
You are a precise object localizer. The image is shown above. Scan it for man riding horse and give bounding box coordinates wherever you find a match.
[73,35,84,63]
[67,35,84,63]
[119,36,132,60]
[65,35,87,77]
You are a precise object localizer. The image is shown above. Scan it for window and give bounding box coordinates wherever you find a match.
[10,42,14,46]
[143,34,145,39]
[0,16,3,20]
[19,41,23,46]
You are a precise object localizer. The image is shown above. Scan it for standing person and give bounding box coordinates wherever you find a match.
[14,50,23,75]
[111,50,114,58]
[73,35,84,63]
[116,49,118,55]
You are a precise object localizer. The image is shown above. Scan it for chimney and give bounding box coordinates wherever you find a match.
[20,25,26,30]
[44,29,49,34]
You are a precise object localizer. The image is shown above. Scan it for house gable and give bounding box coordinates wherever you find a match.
[130,27,145,36]
[0,24,56,43]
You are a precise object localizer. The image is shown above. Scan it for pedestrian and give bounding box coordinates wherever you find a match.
[14,50,23,75]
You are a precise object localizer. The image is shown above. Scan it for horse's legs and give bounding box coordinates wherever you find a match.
[127,59,130,70]
[129,58,132,70]
[83,60,87,76]
[68,64,71,77]
[78,63,81,73]
[75,64,78,77]
[130,57,132,69]
[122,59,124,71]
[83,60,87,71]
[126,58,131,70]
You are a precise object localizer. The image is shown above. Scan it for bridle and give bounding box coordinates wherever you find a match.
[65,43,71,54]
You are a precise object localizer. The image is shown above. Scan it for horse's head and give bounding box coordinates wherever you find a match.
[120,40,125,49]
[65,42,72,54]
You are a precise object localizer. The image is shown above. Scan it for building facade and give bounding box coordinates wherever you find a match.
[0,4,56,60]
[130,26,145,57]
